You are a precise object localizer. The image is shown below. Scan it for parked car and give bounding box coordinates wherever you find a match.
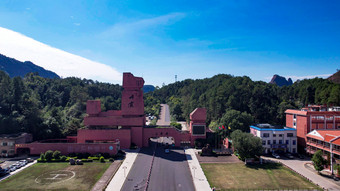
[0,168,9,176]
[285,153,294,159]
[26,158,34,163]
[298,154,304,159]
[272,153,280,159]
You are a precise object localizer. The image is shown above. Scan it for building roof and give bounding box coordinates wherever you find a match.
[285,109,340,116]
[250,124,296,131]
[307,130,340,145]
[0,133,29,139]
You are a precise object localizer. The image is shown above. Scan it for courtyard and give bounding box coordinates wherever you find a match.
[0,162,111,191]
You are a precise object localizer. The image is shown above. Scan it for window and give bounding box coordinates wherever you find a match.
[293,114,297,119]
[286,140,289,145]
[293,121,296,127]
[267,140,271,145]
[279,140,283,144]
[2,142,7,146]
[262,141,266,145]
[279,134,283,137]
[293,140,296,145]
[263,133,270,137]
[287,133,294,137]
[8,142,14,146]
[1,150,7,153]
[273,140,277,144]
[273,134,276,137]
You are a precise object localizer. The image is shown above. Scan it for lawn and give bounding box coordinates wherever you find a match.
[201,163,321,190]
[0,162,111,191]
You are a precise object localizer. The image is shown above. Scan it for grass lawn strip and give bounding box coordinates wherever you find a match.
[201,163,320,190]
[0,162,111,191]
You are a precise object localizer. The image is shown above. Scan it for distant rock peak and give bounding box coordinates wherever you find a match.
[269,74,293,87]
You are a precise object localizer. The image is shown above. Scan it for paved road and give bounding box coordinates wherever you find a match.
[156,104,171,126]
[148,147,194,191]
[121,147,153,191]
[121,141,194,191]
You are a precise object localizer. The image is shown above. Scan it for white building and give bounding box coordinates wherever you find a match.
[250,124,297,154]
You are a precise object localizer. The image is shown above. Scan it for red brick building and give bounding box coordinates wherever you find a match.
[286,105,340,153]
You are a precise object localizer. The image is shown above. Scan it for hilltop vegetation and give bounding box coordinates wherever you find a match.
[0,71,339,140]
[0,71,121,140]
[145,74,340,132]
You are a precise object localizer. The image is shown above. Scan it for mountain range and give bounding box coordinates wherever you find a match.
[0,54,59,78]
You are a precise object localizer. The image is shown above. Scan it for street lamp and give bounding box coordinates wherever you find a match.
[192,166,197,178]
[123,166,127,177]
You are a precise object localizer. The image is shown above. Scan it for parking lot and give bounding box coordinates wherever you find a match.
[0,157,36,181]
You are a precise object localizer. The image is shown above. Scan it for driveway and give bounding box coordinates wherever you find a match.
[156,104,171,126]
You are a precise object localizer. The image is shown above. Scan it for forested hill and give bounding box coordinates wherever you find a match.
[144,74,340,132]
[0,71,121,140]
[0,54,60,79]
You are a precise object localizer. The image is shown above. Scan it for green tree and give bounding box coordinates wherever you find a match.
[312,150,326,173]
[218,109,254,133]
[230,130,263,160]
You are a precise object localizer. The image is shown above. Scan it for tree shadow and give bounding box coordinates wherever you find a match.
[245,163,282,170]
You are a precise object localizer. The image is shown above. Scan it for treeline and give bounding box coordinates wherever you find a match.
[0,71,121,140]
[145,74,340,132]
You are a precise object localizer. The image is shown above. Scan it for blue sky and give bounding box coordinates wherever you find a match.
[0,0,339,86]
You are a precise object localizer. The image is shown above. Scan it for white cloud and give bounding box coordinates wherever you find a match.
[100,12,185,38]
[287,74,331,81]
[0,27,122,83]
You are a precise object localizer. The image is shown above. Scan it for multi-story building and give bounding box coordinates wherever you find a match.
[306,129,340,160]
[286,105,340,153]
[250,124,297,154]
[0,133,32,157]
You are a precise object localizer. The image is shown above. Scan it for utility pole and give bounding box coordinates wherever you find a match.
[175,75,177,82]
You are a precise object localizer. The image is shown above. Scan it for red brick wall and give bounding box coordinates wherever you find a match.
[16,143,117,155]
[286,114,293,128]
[77,129,131,149]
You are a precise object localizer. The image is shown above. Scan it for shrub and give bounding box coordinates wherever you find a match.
[109,158,114,162]
[53,150,61,160]
[69,152,76,157]
[88,156,99,160]
[40,153,45,161]
[60,155,67,162]
[37,158,45,163]
[83,152,91,159]
[170,122,182,130]
[103,153,110,159]
[75,153,83,159]
[45,150,54,162]
[100,156,105,163]
[81,159,93,162]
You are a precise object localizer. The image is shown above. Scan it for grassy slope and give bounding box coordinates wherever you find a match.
[0,162,111,191]
[202,163,320,190]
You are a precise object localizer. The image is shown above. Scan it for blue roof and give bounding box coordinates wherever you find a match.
[250,125,296,131]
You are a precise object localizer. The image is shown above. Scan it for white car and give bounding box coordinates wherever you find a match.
[272,153,280,159]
